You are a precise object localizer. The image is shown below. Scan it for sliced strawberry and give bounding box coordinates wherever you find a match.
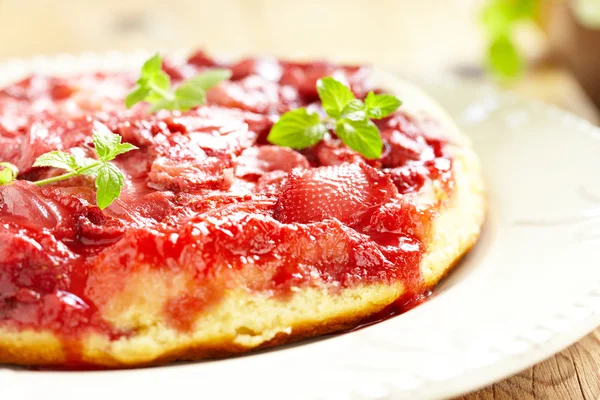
[0,181,68,229]
[279,62,372,101]
[380,128,433,168]
[230,58,283,81]
[207,76,300,114]
[148,154,233,192]
[236,145,310,178]
[375,111,424,140]
[314,139,365,167]
[187,50,220,68]
[385,164,429,194]
[253,170,289,195]
[385,158,453,195]
[274,163,398,225]
[0,224,77,289]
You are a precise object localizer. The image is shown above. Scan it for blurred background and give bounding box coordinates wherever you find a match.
[0,0,598,122]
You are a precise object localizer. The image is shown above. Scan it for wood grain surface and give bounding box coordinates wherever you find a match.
[0,1,598,398]
[457,330,600,399]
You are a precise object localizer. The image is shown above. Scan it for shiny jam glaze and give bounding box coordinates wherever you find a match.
[0,51,454,355]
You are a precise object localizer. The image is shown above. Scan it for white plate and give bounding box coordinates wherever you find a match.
[1,53,600,400]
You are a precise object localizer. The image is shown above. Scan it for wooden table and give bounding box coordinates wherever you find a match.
[0,0,598,397]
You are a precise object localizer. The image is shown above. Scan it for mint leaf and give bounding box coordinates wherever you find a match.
[335,119,382,159]
[145,70,171,103]
[317,77,355,119]
[267,108,327,150]
[126,54,231,112]
[487,34,523,78]
[268,77,402,159]
[71,148,100,173]
[92,122,137,162]
[364,92,402,119]
[0,168,15,185]
[182,69,232,91]
[127,54,171,108]
[95,162,125,210]
[148,98,179,113]
[340,99,367,121]
[149,83,206,112]
[141,54,162,76]
[125,85,151,109]
[157,69,232,112]
[480,0,536,79]
[92,123,122,161]
[0,162,18,185]
[481,1,516,37]
[112,143,138,158]
[33,151,80,172]
[27,121,137,209]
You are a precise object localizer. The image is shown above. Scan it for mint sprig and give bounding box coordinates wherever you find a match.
[0,122,136,210]
[480,0,538,79]
[268,77,402,159]
[30,122,138,209]
[126,54,231,112]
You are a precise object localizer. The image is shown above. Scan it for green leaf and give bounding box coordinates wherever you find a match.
[480,0,537,80]
[141,54,162,77]
[92,123,122,161]
[126,55,231,112]
[125,85,150,109]
[364,92,402,119]
[335,119,383,159]
[171,82,207,111]
[33,151,79,172]
[340,99,367,121]
[0,168,14,185]
[316,77,355,119]
[0,162,18,185]
[481,2,517,37]
[183,68,232,91]
[487,34,523,78]
[92,122,137,162]
[126,54,171,108]
[163,69,231,112]
[267,108,327,150]
[95,162,125,210]
[148,98,177,113]
[146,70,171,103]
[480,0,536,36]
[112,143,138,157]
[71,148,101,173]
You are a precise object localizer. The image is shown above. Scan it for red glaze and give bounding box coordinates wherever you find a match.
[0,51,454,360]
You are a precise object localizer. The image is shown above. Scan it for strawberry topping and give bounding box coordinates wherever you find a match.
[0,51,454,354]
[274,163,397,225]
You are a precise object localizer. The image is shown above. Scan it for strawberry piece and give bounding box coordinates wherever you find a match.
[149,154,233,192]
[207,76,300,114]
[274,163,398,225]
[236,145,310,178]
[230,58,283,81]
[187,50,220,68]
[253,170,289,195]
[0,181,67,229]
[314,139,365,166]
[380,128,433,168]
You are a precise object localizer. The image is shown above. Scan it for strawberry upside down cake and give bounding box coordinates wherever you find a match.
[0,50,485,367]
